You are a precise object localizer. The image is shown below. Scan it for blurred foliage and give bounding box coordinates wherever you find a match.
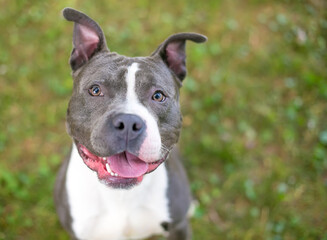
[0,0,327,239]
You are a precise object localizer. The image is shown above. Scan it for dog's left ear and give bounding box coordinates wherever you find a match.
[152,33,207,81]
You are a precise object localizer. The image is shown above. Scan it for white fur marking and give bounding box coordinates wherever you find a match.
[125,63,162,162]
[125,63,139,111]
[66,144,170,240]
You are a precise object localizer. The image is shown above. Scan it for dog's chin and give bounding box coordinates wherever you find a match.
[76,143,166,189]
[99,176,142,189]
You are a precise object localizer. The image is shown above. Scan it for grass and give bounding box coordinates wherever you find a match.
[0,0,327,239]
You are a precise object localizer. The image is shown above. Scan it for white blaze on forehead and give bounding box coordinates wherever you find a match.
[125,62,162,162]
[125,62,140,110]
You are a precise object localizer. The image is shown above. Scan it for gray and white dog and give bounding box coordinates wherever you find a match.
[54,8,207,240]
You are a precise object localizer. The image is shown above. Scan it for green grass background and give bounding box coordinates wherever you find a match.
[0,0,327,239]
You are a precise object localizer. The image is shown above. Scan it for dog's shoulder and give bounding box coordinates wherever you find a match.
[166,148,192,224]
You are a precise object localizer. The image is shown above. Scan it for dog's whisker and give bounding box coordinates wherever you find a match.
[160,146,170,152]
[160,144,174,158]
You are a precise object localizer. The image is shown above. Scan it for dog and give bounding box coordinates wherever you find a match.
[54,8,207,240]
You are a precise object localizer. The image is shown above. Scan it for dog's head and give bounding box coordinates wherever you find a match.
[63,8,207,189]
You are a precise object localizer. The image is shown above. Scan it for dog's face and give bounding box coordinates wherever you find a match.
[63,8,206,189]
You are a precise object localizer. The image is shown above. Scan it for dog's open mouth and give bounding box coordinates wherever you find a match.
[77,144,165,188]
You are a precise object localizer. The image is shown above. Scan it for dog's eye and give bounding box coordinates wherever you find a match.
[152,91,166,102]
[89,85,103,97]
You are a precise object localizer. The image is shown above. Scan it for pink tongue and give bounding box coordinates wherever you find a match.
[109,152,148,178]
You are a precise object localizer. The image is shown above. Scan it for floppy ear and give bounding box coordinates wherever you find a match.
[62,8,108,71]
[152,33,207,81]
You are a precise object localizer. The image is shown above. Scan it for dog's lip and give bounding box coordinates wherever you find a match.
[76,144,166,185]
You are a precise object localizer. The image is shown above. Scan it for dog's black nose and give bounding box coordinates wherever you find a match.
[112,114,145,140]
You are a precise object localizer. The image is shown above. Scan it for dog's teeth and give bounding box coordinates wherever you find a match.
[106,163,118,177]
[103,157,107,160]
[105,163,111,173]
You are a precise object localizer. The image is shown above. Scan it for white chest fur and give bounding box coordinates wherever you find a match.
[66,145,170,240]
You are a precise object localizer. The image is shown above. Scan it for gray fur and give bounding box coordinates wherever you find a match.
[165,148,193,239]
[54,152,77,239]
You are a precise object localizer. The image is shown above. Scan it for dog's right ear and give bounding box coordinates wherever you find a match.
[62,8,108,71]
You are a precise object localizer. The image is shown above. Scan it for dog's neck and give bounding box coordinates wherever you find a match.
[65,144,171,239]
